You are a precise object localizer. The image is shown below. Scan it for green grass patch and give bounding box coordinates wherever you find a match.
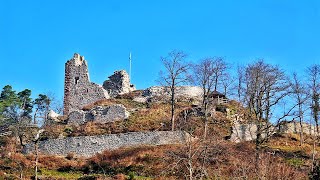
[39,169,83,179]
[285,158,304,167]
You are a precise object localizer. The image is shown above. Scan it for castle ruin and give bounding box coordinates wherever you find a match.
[63,53,134,115]
[63,54,109,115]
[103,70,135,97]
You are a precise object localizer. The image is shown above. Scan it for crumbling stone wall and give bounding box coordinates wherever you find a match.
[143,86,203,102]
[67,104,129,125]
[103,70,135,97]
[279,121,316,135]
[24,131,188,157]
[63,53,109,115]
[229,121,316,143]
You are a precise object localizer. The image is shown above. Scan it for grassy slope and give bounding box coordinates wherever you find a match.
[0,95,316,179]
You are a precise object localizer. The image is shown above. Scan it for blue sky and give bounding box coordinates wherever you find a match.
[0,0,319,101]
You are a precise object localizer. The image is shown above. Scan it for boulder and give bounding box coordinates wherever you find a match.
[89,104,129,123]
[67,104,130,125]
[47,110,61,122]
[68,110,86,125]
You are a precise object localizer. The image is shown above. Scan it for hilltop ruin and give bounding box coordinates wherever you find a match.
[63,53,135,115]
[63,54,109,115]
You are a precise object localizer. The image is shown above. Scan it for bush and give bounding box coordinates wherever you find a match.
[66,152,75,160]
[310,163,320,180]
[64,127,73,136]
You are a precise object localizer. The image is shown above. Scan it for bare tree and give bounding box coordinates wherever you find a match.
[221,73,235,97]
[163,131,210,180]
[291,72,308,145]
[159,50,190,131]
[241,60,293,174]
[307,64,320,134]
[212,58,228,92]
[192,58,216,139]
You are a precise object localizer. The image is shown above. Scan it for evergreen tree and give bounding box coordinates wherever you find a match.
[34,94,51,125]
[17,89,33,118]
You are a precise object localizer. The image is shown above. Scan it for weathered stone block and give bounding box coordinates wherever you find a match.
[88,104,129,123]
[67,104,129,125]
[68,111,86,125]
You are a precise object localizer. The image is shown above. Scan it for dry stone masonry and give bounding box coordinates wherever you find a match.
[63,53,109,115]
[142,86,203,103]
[24,131,188,157]
[103,70,136,97]
[63,53,135,125]
[68,104,129,126]
[230,120,316,143]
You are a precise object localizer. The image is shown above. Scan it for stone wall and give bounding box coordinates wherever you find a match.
[103,70,135,97]
[63,53,109,115]
[67,104,129,125]
[143,86,203,102]
[229,121,316,143]
[280,121,316,135]
[24,131,188,157]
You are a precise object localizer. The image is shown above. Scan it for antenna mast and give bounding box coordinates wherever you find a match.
[129,52,132,81]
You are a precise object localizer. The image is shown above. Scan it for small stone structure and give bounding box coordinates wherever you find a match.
[209,91,229,105]
[63,53,109,115]
[103,70,135,97]
[24,131,188,157]
[67,104,129,125]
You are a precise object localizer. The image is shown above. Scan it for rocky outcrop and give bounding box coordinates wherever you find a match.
[279,121,316,135]
[47,110,61,122]
[229,121,263,143]
[89,105,129,123]
[24,131,188,157]
[143,86,203,102]
[68,111,87,125]
[67,104,129,126]
[103,70,135,97]
[229,121,316,143]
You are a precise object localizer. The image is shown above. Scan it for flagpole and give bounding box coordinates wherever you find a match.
[129,52,132,81]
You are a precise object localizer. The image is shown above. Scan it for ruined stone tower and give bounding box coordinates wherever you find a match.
[63,53,109,115]
[103,70,136,97]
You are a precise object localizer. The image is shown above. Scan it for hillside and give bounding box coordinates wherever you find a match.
[0,93,319,179]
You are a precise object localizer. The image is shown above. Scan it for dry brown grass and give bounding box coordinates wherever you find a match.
[82,98,145,111]
[38,155,85,170]
[0,132,312,179]
[84,139,308,179]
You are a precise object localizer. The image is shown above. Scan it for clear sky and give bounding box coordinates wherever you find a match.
[0,0,319,101]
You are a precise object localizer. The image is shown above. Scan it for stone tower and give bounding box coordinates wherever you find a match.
[63,53,109,115]
[103,70,136,97]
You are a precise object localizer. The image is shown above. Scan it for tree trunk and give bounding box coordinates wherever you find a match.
[299,107,304,146]
[255,118,262,177]
[203,101,208,139]
[171,85,175,131]
[35,141,38,180]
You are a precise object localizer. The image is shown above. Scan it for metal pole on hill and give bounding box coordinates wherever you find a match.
[129,51,132,81]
